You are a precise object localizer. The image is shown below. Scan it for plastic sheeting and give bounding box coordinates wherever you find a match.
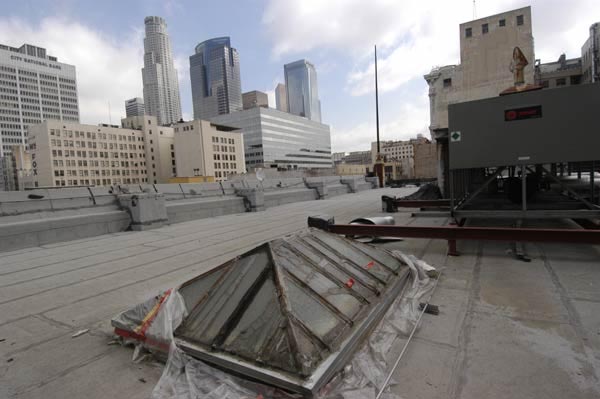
[149,251,437,399]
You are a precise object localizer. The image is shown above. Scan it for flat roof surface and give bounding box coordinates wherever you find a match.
[1,188,599,398]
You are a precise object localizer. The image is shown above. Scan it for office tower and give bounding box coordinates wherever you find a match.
[242,90,268,109]
[284,59,321,122]
[190,37,242,120]
[0,43,79,157]
[124,97,145,117]
[141,16,182,125]
[275,83,288,112]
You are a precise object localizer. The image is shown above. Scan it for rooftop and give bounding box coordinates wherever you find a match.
[1,188,599,398]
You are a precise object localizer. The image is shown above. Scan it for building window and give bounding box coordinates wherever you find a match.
[570,75,581,85]
[517,15,524,26]
[443,78,452,88]
[499,19,506,27]
[482,23,488,34]
[465,27,472,38]
[556,78,566,86]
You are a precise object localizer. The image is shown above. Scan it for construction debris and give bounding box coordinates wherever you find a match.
[71,329,89,338]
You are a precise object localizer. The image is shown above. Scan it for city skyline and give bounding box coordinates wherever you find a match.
[2,0,600,152]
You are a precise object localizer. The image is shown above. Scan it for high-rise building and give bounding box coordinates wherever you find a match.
[125,97,145,117]
[190,37,242,120]
[141,16,182,126]
[242,91,268,109]
[275,83,288,112]
[0,43,79,157]
[211,107,331,170]
[284,59,321,122]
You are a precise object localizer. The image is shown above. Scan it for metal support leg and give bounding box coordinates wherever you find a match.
[521,164,527,213]
[447,239,459,256]
[592,161,596,205]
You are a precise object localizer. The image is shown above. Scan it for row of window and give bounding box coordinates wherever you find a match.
[213,162,238,170]
[212,153,237,161]
[465,14,524,38]
[54,169,145,177]
[211,136,236,144]
[53,178,147,187]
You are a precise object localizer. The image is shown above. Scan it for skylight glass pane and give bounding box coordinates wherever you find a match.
[178,248,270,345]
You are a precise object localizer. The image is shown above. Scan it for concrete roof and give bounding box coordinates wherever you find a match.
[1,188,599,398]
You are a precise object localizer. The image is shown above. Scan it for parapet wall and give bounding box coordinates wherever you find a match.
[0,175,375,252]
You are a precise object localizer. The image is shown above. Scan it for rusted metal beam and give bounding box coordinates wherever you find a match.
[393,199,451,207]
[325,224,600,244]
[308,216,600,256]
[382,196,450,212]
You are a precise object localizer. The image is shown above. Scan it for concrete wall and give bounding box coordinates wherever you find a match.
[0,176,377,252]
[414,142,437,179]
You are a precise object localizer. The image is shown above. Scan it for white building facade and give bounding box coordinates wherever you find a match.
[211,107,332,170]
[142,16,182,125]
[173,120,245,181]
[0,43,79,157]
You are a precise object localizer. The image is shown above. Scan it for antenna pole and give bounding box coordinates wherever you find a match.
[374,45,384,188]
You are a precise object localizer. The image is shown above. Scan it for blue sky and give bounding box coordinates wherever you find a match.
[2,0,599,151]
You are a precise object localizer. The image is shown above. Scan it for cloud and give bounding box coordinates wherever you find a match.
[331,89,430,152]
[0,16,191,124]
[0,16,145,124]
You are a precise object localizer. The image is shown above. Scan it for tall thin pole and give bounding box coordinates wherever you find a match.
[375,45,384,188]
[375,45,380,155]
[374,45,384,188]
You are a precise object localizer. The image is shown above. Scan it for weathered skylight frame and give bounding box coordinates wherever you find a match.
[173,229,411,396]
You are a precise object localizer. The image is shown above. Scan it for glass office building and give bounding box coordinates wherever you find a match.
[211,107,331,169]
[190,37,243,120]
[284,59,321,122]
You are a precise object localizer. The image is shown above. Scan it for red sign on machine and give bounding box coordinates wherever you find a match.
[504,105,542,121]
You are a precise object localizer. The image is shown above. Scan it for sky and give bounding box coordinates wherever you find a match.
[1,0,599,152]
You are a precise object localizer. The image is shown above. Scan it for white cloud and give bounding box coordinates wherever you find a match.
[0,16,192,124]
[331,89,430,152]
[0,16,144,124]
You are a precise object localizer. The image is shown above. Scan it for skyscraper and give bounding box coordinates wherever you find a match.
[190,37,242,120]
[284,60,321,122]
[0,43,79,157]
[275,83,288,112]
[124,97,145,117]
[141,16,182,125]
